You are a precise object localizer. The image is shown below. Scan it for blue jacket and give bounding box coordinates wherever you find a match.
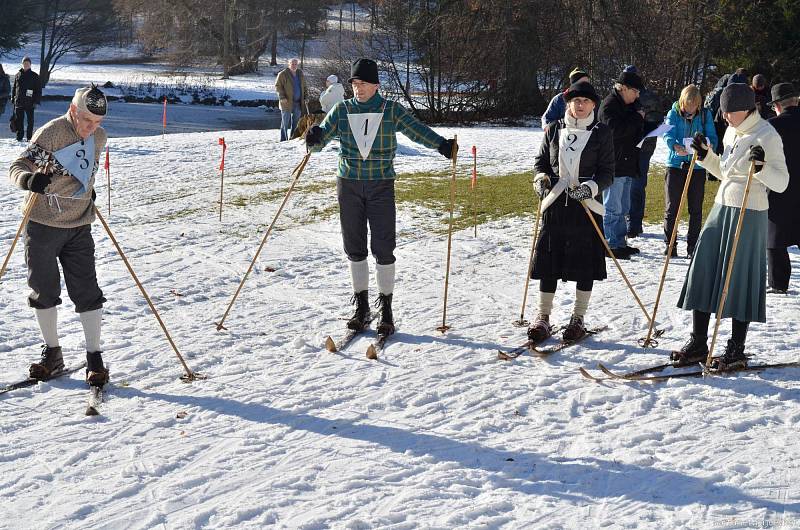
[663,102,718,169]
[543,92,566,127]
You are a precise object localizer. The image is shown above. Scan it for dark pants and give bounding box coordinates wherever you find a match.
[24,221,105,312]
[627,152,652,235]
[0,97,8,117]
[768,247,797,291]
[540,278,593,292]
[664,166,706,252]
[15,106,34,141]
[337,178,396,264]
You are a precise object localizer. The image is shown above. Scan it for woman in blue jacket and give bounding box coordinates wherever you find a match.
[662,84,718,257]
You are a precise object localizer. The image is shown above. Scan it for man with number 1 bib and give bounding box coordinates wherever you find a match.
[7,85,109,387]
[305,58,455,338]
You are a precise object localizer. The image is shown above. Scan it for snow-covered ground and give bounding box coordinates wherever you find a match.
[1,122,800,529]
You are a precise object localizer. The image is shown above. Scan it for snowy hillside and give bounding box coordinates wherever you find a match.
[1,126,799,529]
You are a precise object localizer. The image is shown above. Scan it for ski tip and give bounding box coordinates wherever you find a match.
[366,345,378,360]
[497,351,512,361]
[85,406,99,416]
[325,336,337,353]
[578,367,602,382]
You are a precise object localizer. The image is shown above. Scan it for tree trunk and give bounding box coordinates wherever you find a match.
[270,27,278,66]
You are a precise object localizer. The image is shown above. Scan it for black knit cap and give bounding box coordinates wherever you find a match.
[348,58,379,84]
[720,83,755,113]
[617,70,644,91]
[564,81,600,105]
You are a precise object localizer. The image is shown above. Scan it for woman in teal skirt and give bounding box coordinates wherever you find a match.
[673,83,789,369]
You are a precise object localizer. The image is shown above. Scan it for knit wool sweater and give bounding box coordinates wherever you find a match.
[8,112,107,228]
[700,111,788,211]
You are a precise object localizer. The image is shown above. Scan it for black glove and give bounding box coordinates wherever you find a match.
[305,125,323,148]
[567,184,593,202]
[91,189,97,202]
[749,145,765,173]
[691,133,709,161]
[25,172,52,194]
[438,139,455,159]
[533,175,551,199]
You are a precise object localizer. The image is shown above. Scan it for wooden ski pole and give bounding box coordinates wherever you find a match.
[471,145,477,238]
[437,135,459,333]
[105,146,111,216]
[513,194,543,327]
[579,199,653,323]
[0,195,38,283]
[93,205,202,381]
[639,151,699,348]
[215,151,311,331]
[218,137,226,222]
[704,160,757,370]
[0,160,51,283]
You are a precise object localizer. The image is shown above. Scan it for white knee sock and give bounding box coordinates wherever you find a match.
[349,259,369,293]
[80,308,103,352]
[376,262,395,295]
[35,307,59,348]
[537,291,555,316]
[574,289,592,318]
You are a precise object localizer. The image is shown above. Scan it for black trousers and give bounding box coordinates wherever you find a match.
[336,178,396,264]
[24,221,105,312]
[664,166,705,251]
[15,106,34,141]
[767,247,797,291]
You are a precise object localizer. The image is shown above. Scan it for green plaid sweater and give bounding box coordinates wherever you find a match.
[312,93,445,180]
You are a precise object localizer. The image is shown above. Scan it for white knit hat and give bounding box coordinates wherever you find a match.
[326,74,338,84]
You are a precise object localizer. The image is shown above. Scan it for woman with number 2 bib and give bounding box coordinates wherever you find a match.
[529,81,615,344]
[8,85,109,387]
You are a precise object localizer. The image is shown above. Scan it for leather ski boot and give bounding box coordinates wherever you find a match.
[29,345,65,380]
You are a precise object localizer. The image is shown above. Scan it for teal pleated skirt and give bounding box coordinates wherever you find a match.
[678,203,767,322]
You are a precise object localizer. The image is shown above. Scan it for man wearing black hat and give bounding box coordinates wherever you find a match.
[543,68,590,127]
[766,82,800,294]
[11,56,41,142]
[305,58,455,341]
[8,85,110,386]
[597,69,645,259]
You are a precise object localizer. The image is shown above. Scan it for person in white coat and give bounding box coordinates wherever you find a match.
[672,83,789,370]
[319,74,345,114]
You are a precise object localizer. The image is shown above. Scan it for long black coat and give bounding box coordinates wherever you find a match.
[12,68,41,109]
[598,90,644,177]
[767,106,800,248]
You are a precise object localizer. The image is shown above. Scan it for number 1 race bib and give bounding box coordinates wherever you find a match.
[53,135,95,196]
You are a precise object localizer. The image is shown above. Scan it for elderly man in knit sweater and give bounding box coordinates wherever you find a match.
[8,85,109,387]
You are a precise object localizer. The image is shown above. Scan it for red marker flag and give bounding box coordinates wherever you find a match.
[471,145,477,189]
[162,97,167,129]
[218,137,227,171]
[104,146,110,170]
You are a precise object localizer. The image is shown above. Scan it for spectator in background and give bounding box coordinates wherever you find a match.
[542,68,590,127]
[662,84,718,258]
[0,64,11,117]
[622,65,665,239]
[704,68,748,158]
[598,68,645,259]
[275,58,307,141]
[752,74,776,120]
[765,82,800,294]
[319,74,345,114]
[11,57,41,142]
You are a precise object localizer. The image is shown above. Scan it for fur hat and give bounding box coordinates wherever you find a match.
[720,83,756,113]
[564,81,600,105]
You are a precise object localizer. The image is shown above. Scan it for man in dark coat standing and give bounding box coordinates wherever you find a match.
[598,69,645,259]
[766,82,800,294]
[11,56,41,142]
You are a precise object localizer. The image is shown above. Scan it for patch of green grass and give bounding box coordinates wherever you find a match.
[395,170,536,233]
